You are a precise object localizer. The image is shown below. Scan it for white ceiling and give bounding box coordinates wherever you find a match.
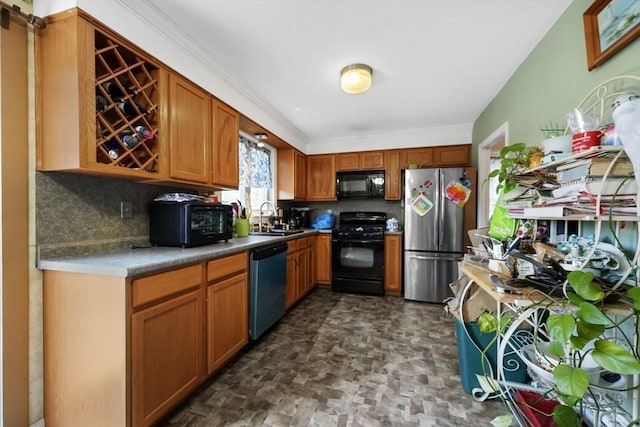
[37,0,574,152]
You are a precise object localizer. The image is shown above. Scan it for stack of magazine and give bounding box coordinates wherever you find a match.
[503,156,638,218]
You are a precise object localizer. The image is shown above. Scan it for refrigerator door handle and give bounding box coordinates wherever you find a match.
[435,169,441,248]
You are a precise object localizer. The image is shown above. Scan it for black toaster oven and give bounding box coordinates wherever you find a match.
[149,201,233,247]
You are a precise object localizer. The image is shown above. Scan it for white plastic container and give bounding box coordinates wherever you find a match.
[541,134,572,154]
[613,98,640,183]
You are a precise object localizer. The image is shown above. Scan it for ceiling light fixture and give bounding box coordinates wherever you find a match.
[340,63,372,94]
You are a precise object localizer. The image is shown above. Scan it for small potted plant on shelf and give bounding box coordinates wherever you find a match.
[476,267,640,427]
[485,143,542,241]
[486,142,533,194]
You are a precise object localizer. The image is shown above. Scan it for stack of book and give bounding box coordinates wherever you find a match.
[504,157,638,218]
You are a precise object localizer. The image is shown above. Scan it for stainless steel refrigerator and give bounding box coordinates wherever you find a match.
[403,168,466,303]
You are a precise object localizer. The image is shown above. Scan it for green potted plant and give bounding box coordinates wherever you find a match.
[485,142,541,241]
[476,269,640,427]
[486,142,542,193]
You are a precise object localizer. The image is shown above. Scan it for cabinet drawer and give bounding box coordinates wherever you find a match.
[133,264,202,308]
[295,237,309,251]
[207,252,247,282]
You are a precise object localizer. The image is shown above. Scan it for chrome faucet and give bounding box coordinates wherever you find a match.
[258,201,275,232]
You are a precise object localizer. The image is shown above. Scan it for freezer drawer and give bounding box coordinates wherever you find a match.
[403,251,461,303]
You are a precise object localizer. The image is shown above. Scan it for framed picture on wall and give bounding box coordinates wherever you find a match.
[583,0,640,71]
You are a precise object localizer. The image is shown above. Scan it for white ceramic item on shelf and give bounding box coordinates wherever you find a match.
[541,134,573,154]
[534,342,601,382]
[613,98,640,183]
[595,242,630,272]
[520,344,554,383]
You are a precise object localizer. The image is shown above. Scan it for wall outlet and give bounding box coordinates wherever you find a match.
[120,201,133,219]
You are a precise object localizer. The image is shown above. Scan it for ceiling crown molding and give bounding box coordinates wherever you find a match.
[110,0,308,147]
[306,124,473,155]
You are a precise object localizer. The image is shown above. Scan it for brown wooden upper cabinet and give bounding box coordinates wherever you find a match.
[37,8,239,190]
[384,150,401,200]
[306,154,336,201]
[433,144,471,166]
[277,148,306,200]
[401,147,434,169]
[336,151,384,171]
[167,77,239,189]
[211,101,240,189]
[168,74,212,184]
[36,9,166,180]
[400,145,470,169]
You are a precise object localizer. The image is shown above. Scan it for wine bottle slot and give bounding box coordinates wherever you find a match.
[116,101,151,117]
[96,95,108,112]
[102,82,125,100]
[134,126,153,140]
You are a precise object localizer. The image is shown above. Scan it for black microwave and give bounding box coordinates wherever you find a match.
[149,201,234,247]
[336,170,385,199]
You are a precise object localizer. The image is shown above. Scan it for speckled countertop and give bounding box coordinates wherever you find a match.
[38,229,324,278]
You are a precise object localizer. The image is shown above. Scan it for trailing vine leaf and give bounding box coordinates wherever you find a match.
[591,339,640,374]
[566,291,585,307]
[553,364,589,398]
[570,335,589,349]
[548,340,566,359]
[567,270,604,301]
[490,414,513,427]
[553,404,581,427]
[478,312,498,333]
[547,313,575,343]
[575,320,605,341]
[575,302,612,326]
[628,286,640,312]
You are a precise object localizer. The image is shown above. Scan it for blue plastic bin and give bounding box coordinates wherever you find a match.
[455,319,528,394]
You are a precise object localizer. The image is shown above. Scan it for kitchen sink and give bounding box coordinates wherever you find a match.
[250,229,305,236]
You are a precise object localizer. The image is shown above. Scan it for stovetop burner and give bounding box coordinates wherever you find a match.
[338,211,386,227]
[334,212,386,241]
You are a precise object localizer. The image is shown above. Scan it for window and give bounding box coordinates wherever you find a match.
[221,134,275,220]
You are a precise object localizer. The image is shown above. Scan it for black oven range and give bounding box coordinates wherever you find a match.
[331,211,386,296]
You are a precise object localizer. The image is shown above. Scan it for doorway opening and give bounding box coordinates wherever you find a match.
[477,122,508,228]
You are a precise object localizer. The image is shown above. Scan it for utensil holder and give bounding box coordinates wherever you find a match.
[235,219,249,237]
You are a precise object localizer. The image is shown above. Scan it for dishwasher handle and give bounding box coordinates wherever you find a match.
[251,242,288,260]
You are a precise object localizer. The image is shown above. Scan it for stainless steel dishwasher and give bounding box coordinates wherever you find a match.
[249,242,288,340]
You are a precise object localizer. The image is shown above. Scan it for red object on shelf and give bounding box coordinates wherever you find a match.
[514,390,560,427]
[572,131,602,153]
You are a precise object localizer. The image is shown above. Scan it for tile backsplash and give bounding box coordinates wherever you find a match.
[36,171,184,258]
[281,198,404,228]
[36,171,404,258]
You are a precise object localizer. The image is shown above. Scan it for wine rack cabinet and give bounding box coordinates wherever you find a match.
[94,29,160,172]
[37,7,241,190]
[37,8,168,180]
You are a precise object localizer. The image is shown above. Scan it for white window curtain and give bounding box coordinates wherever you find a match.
[239,135,272,189]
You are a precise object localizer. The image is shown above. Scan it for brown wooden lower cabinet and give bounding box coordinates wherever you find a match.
[132,289,204,427]
[285,235,319,309]
[206,252,248,375]
[384,234,403,296]
[286,244,298,309]
[296,237,310,299]
[316,234,332,284]
[42,251,252,427]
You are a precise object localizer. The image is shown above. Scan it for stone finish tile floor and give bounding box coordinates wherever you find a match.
[159,287,505,426]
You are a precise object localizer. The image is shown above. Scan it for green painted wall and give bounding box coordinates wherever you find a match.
[472,0,640,165]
